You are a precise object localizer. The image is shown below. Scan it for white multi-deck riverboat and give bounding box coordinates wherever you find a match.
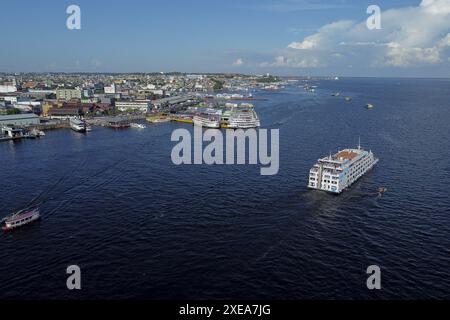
[69,117,87,132]
[228,106,260,129]
[193,115,221,128]
[308,142,378,194]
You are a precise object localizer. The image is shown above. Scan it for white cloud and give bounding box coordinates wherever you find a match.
[282,0,450,69]
[232,58,245,67]
[260,55,320,68]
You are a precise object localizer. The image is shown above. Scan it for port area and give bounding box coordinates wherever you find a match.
[86,115,145,128]
[0,115,149,142]
[0,119,68,142]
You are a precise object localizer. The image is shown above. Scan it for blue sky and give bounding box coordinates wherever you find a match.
[1,0,449,77]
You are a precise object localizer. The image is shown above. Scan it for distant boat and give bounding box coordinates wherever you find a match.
[331,92,340,97]
[345,97,352,101]
[366,103,374,109]
[1,206,40,232]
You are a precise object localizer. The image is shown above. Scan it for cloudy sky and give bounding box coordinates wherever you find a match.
[1,0,449,77]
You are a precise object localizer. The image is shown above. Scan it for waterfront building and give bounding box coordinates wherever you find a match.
[0,114,40,127]
[47,108,81,119]
[115,100,149,113]
[42,100,61,117]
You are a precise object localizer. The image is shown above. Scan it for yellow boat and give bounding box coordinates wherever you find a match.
[172,118,193,124]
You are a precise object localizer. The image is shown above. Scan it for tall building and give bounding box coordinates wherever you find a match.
[56,89,82,101]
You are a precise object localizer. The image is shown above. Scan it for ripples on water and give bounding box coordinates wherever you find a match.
[0,78,449,299]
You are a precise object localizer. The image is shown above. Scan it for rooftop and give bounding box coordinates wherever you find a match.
[0,114,39,120]
[335,150,359,161]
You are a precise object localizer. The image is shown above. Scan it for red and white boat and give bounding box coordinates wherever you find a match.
[1,207,40,232]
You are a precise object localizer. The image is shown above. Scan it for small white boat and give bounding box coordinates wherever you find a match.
[130,123,146,129]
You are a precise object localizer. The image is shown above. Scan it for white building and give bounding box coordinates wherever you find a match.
[151,89,164,96]
[104,84,116,94]
[115,100,149,113]
[0,84,17,93]
[56,89,82,101]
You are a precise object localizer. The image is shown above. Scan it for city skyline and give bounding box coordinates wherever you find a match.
[1,0,450,77]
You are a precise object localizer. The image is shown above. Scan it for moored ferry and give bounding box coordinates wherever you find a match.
[228,108,261,129]
[69,117,87,132]
[1,207,40,232]
[308,142,378,194]
[193,115,220,128]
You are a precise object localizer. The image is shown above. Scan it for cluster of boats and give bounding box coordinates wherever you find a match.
[193,103,261,129]
[70,117,146,132]
[146,103,261,129]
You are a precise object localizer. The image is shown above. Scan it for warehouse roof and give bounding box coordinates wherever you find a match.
[0,114,39,121]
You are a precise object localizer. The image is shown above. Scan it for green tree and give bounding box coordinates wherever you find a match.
[6,108,21,115]
[212,79,224,91]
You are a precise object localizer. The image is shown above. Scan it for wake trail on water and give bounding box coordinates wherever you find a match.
[44,155,129,219]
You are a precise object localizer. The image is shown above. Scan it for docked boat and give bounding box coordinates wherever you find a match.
[193,115,220,128]
[108,118,131,129]
[130,123,146,129]
[69,117,87,132]
[228,107,261,129]
[308,142,378,194]
[1,207,40,232]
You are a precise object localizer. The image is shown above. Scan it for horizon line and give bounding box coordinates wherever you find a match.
[1,72,450,80]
